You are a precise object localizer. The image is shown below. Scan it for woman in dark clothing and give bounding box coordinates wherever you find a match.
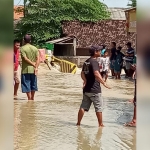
[114,46,124,79]
[110,42,116,77]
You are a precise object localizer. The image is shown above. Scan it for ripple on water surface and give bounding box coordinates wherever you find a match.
[14,65,136,150]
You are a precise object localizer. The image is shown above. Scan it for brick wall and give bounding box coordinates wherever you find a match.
[62,20,136,51]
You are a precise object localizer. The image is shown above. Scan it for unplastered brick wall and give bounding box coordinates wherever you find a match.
[62,20,136,50]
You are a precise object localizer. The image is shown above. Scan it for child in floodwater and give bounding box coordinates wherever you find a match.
[97,52,104,75]
[114,46,124,79]
[101,50,110,82]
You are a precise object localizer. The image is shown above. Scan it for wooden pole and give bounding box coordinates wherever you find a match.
[24,0,26,17]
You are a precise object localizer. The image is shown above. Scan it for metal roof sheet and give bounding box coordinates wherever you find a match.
[108,7,127,20]
[46,37,73,44]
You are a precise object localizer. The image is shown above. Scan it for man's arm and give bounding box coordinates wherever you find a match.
[94,71,110,88]
[35,51,40,68]
[19,51,22,67]
[129,53,134,56]
[23,56,36,68]
[81,71,86,82]
[20,47,36,68]
[81,68,87,88]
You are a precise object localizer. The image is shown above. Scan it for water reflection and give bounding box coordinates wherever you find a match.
[77,127,102,150]
[14,102,37,150]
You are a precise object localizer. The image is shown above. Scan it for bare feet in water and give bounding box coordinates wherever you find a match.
[99,124,104,127]
[14,95,18,100]
[76,123,80,126]
[124,120,136,127]
[128,99,134,103]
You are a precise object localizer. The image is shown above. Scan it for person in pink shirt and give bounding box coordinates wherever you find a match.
[14,39,21,98]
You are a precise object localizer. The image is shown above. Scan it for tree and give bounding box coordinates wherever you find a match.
[15,0,110,46]
[127,0,136,7]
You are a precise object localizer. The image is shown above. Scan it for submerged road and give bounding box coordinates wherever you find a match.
[14,64,136,150]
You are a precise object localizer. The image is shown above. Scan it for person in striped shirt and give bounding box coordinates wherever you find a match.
[124,42,135,78]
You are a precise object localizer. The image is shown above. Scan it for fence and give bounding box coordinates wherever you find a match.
[45,55,77,74]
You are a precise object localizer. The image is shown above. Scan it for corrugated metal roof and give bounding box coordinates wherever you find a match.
[124,7,136,12]
[46,37,73,44]
[108,7,127,20]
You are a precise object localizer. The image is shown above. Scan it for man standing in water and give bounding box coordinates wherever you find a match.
[110,42,117,77]
[14,39,21,98]
[20,34,39,100]
[76,46,111,127]
[124,42,135,78]
[125,63,136,127]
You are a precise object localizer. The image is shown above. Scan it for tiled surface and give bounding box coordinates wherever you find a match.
[62,20,136,49]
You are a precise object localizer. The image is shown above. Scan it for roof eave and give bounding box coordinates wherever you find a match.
[124,7,136,12]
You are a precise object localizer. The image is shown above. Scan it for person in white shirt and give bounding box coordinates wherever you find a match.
[101,50,110,82]
[97,56,104,73]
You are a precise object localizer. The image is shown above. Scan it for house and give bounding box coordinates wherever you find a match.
[45,36,77,56]
[62,7,136,56]
[125,7,136,33]
[14,5,24,21]
[14,5,24,30]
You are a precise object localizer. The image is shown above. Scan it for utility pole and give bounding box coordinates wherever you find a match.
[24,0,27,17]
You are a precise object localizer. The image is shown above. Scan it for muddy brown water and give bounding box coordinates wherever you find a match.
[14,64,136,150]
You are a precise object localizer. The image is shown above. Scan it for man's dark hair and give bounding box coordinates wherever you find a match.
[14,39,20,44]
[24,34,31,43]
[126,42,132,47]
[89,45,103,56]
[111,42,116,47]
[117,46,122,50]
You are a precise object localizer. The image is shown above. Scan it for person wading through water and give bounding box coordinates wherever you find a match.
[20,34,39,100]
[76,45,111,127]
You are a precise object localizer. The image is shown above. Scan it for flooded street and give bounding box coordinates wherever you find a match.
[14,64,136,150]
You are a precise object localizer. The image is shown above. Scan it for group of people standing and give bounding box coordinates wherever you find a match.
[97,41,136,82]
[14,35,136,127]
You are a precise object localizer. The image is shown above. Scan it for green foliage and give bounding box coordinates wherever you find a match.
[15,0,110,45]
[127,0,136,7]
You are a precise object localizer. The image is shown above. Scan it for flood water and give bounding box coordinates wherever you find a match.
[14,64,136,150]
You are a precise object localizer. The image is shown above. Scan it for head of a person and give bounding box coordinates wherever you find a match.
[24,34,31,44]
[104,50,108,57]
[126,42,132,48]
[116,46,122,55]
[117,46,122,51]
[14,39,20,51]
[89,45,103,57]
[111,42,116,48]
[102,44,106,50]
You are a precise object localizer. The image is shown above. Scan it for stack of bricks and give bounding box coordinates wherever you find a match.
[62,20,136,50]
